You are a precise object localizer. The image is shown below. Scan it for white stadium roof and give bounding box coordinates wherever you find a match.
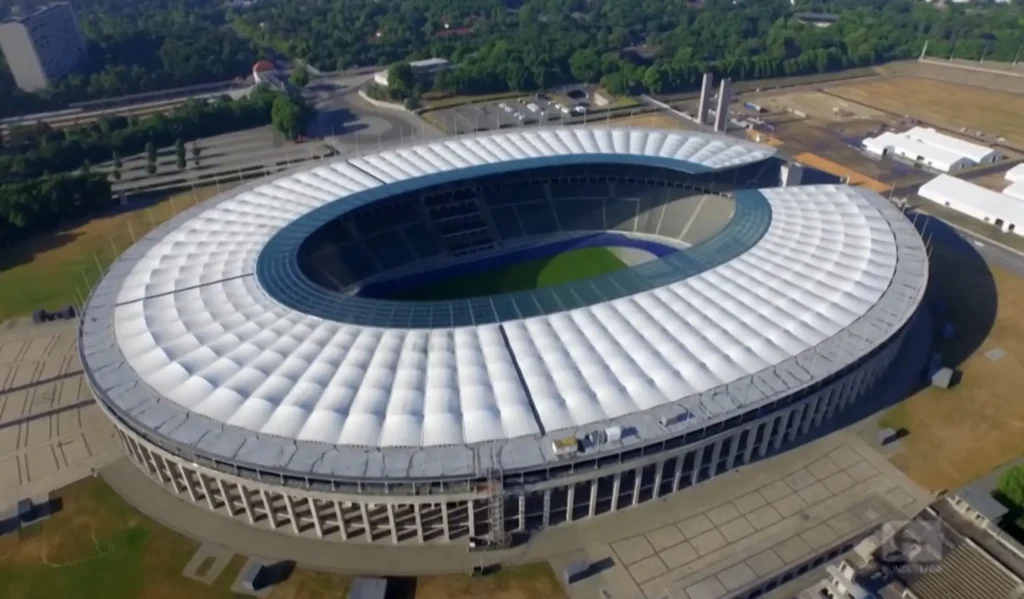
[81,128,928,478]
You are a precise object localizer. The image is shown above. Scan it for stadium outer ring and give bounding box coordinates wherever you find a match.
[80,128,929,546]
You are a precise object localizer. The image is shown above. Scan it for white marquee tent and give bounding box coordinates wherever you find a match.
[919,174,1024,236]
[863,127,1001,173]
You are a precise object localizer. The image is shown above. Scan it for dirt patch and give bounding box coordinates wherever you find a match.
[747,90,889,123]
[827,77,1024,147]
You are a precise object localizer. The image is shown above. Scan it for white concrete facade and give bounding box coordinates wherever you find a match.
[102,320,911,544]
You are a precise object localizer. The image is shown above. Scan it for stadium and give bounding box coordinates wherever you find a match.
[79,127,929,546]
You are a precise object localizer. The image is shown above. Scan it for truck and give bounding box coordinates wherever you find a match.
[526,102,540,113]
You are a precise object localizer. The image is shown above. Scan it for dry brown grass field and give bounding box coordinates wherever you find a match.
[879,243,1024,491]
[828,77,1024,145]
[603,111,689,130]
[749,90,889,123]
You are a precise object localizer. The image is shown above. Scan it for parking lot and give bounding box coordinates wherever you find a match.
[427,90,612,134]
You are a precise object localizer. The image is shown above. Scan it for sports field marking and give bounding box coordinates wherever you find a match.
[387,247,627,301]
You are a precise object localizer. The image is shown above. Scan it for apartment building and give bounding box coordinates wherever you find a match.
[0,3,87,92]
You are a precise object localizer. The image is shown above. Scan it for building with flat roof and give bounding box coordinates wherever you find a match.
[863,127,1001,173]
[373,58,450,87]
[0,3,87,92]
[919,174,1024,236]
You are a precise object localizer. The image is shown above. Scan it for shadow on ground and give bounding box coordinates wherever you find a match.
[384,576,417,599]
[754,213,998,461]
[0,232,83,272]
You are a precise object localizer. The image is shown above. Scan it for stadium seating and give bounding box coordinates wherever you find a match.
[296,174,736,289]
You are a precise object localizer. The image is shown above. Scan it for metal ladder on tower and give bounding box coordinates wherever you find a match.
[486,467,510,548]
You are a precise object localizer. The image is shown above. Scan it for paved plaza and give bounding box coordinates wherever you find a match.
[0,319,120,508]
[543,432,931,599]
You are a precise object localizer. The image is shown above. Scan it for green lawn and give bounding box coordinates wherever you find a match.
[387,247,626,301]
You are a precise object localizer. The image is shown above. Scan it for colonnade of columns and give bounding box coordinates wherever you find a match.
[110,330,898,544]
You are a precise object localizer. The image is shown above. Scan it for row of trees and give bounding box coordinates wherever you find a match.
[234,0,1024,98]
[1,86,305,180]
[0,173,112,247]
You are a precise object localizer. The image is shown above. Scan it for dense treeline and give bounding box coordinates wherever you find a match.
[0,0,259,118]
[1,86,291,180]
[234,0,1024,96]
[0,173,111,247]
[3,0,1022,117]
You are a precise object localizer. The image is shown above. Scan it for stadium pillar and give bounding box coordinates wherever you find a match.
[672,453,686,492]
[216,478,232,515]
[743,426,757,465]
[652,462,664,498]
[361,503,373,541]
[611,473,621,511]
[441,502,451,541]
[239,485,256,524]
[518,495,526,531]
[387,504,398,544]
[196,474,217,511]
[310,498,325,538]
[566,484,575,522]
[588,479,598,517]
[787,406,804,443]
[760,419,775,458]
[631,467,642,506]
[149,452,170,485]
[542,489,551,527]
[280,494,298,534]
[467,500,476,538]
[259,489,278,528]
[179,463,200,503]
[691,447,704,487]
[335,502,349,541]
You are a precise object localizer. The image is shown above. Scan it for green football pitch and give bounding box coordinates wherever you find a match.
[387,247,627,301]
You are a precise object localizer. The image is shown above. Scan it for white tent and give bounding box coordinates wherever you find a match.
[919,174,1024,236]
[905,127,1001,165]
[1006,163,1024,184]
[863,131,971,173]
[863,127,1001,173]
[1004,182,1024,202]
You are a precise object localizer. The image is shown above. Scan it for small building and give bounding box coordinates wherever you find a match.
[373,58,451,88]
[949,486,1009,533]
[918,174,1024,236]
[794,12,840,27]
[862,126,1002,173]
[348,577,387,599]
[252,60,285,91]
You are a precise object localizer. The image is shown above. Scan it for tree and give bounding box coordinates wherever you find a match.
[404,90,422,110]
[570,49,603,84]
[79,159,91,176]
[271,93,307,139]
[112,168,121,181]
[112,151,122,171]
[191,143,202,168]
[145,142,157,166]
[146,162,157,176]
[387,62,417,100]
[289,64,311,87]
[999,465,1024,508]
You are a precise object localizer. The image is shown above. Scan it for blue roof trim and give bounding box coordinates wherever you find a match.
[256,156,773,328]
